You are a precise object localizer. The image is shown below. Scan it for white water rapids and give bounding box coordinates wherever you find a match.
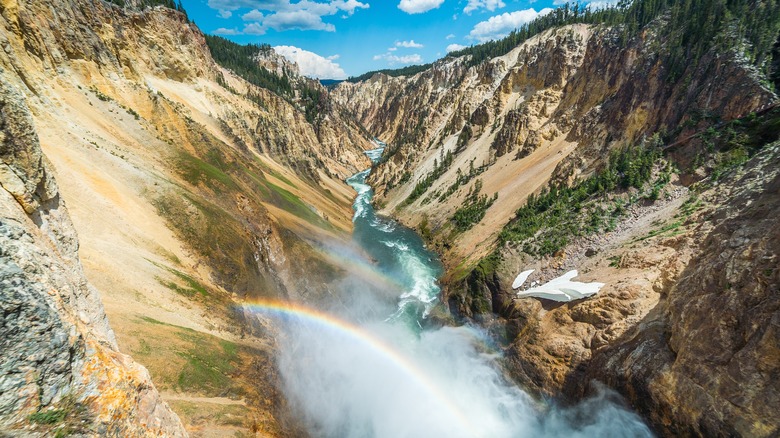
[263,147,654,437]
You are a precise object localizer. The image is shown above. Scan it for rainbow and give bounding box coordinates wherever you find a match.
[310,244,405,292]
[240,299,477,436]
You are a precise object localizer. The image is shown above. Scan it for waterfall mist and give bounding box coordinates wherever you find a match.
[254,156,654,437]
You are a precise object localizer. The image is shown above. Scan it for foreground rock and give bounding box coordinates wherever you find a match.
[589,144,780,437]
[0,77,185,436]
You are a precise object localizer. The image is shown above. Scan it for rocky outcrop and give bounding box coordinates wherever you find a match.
[0,0,371,435]
[333,22,774,270]
[0,77,185,436]
[587,144,780,437]
[335,12,779,438]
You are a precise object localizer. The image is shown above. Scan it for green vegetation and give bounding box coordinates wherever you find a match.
[447,0,780,88]
[205,35,293,97]
[89,86,112,102]
[678,194,702,217]
[147,258,212,298]
[176,149,237,192]
[492,103,779,258]
[299,85,328,125]
[637,219,684,241]
[159,267,210,297]
[176,335,240,394]
[253,157,297,188]
[451,180,497,232]
[125,107,140,120]
[346,63,434,83]
[498,143,663,256]
[265,180,332,229]
[132,317,244,396]
[27,395,90,437]
[693,107,780,181]
[438,158,488,202]
[403,149,454,205]
[153,191,264,293]
[205,35,331,125]
[29,410,67,425]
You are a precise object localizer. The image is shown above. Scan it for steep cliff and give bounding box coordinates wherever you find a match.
[0,0,372,435]
[1,75,185,437]
[334,4,780,436]
[334,21,774,271]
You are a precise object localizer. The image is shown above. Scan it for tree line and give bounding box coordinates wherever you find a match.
[353,0,779,90]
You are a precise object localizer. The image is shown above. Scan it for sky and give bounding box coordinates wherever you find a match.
[180,0,570,79]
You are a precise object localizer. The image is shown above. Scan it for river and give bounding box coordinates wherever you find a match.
[270,147,653,437]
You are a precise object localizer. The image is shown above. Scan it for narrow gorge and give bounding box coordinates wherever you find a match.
[1,0,778,437]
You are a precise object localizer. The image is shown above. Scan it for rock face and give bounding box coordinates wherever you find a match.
[588,144,780,437]
[0,77,185,436]
[475,142,780,437]
[333,22,774,270]
[335,13,779,438]
[0,0,372,435]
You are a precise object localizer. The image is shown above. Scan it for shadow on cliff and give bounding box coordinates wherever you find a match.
[562,146,780,437]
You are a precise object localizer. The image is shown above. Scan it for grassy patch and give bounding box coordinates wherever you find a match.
[636,219,684,241]
[147,259,210,298]
[678,194,703,217]
[175,334,241,394]
[138,315,177,327]
[176,150,237,191]
[498,143,664,257]
[131,316,242,396]
[28,410,67,425]
[27,395,90,437]
[254,157,298,189]
[266,181,331,229]
[153,191,265,294]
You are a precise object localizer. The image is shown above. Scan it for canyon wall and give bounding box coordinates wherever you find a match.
[333,22,773,271]
[0,0,371,435]
[335,17,779,437]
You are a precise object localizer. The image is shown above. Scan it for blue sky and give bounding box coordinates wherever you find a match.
[180,0,563,79]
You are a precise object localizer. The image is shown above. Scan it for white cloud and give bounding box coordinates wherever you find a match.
[264,10,336,31]
[398,0,444,14]
[445,33,456,39]
[273,45,347,79]
[468,8,553,42]
[464,0,505,14]
[243,22,266,34]
[218,9,233,18]
[374,52,423,65]
[388,47,398,51]
[213,27,241,35]
[208,0,369,33]
[241,9,264,20]
[327,54,341,60]
[446,43,467,52]
[396,40,424,48]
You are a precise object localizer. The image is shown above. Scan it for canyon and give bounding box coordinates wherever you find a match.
[0,0,778,436]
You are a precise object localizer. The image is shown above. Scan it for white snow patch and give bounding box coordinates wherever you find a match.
[511,269,534,289]
[515,270,603,302]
